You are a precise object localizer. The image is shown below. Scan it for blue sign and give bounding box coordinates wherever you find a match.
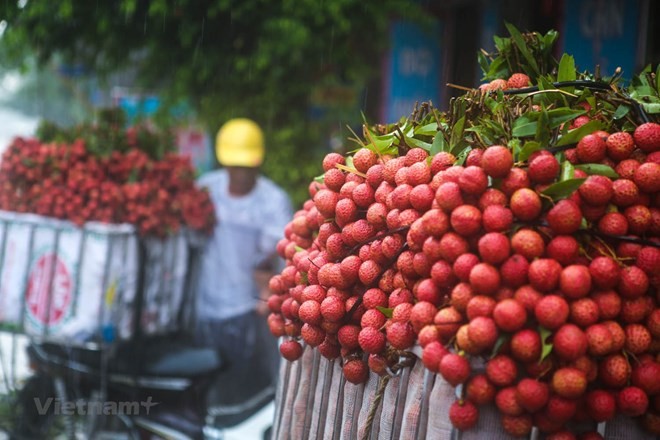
[560,0,643,79]
[382,20,443,123]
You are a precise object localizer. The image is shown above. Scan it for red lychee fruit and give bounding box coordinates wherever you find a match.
[511,228,545,261]
[606,131,635,160]
[495,386,524,416]
[352,148,378,173]
[528,153,560,184]
[597,212,628,235]
[449,399,479,431]
[452,253,479,282]
[469,262,501,296]
[434,306,464,341]
[516,378,550,413]
[625,204,652,235]
[358,326,386,354]
[466,295,496,320]
[435,181,464,213]
[599,354,631,388]
[589,256,621,290]
[514,285,543,313]
[458,165,488,195]
[386,321,415,350]
[467,316,499,352]
[647,309,660,338]
[507,73,531,89]
[501,414,533,438]
[510,328,541,363]
[493,298,527,333]
[585,323,614,356]
[477,231,511,264]
[634,162,660,193]
[501,168,531,196]
[535,295,570,329]
[569,297,600,327]
[553,323,588,361]
[612,178,640,207]
[450,204,482,236]
[280,339,304,361]
[546,235,580,266]
[631,361,660,396]
[500,254,529,288]
[576,133,607,163]
[618,265,650,299]
[482,204,513,233]
[617,386,649,417]
[559,264,592,299]
[322,152,346,172]
[465,373,496,406]
[301,323,325,347]
[481,145,514,178]
[552,367,587,399]
[547,199,582,234]
[585,389,616,422]
[430,152,455,174]
[633,122,660,153]
[421,340,449,372]
[439,352,471,386]
[545,395,578,423]
[579,175,613,206]
[486,354,518,387]
[510,188,542,221]
[343,358,369,384]
[624,323,652,354]
[528,258,563,292]
[313,188,339,218]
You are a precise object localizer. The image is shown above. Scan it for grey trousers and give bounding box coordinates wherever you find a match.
[194,311,280,414]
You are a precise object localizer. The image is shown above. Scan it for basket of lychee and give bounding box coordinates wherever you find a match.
[266,76,660,437]
[0,134,216,237]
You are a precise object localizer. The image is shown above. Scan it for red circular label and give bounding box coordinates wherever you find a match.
[26,253,72,325]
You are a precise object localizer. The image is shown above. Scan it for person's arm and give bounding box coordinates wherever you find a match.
[254,255,279,316]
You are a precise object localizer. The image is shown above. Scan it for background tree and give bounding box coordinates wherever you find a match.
[1,0,428,206]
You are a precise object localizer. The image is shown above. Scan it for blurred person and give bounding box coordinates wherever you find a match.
[194,118,292,424]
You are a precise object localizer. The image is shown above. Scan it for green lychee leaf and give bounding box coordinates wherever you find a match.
[505,22,540,77]
[376,306,393,318]
[539,326,553,363]
[557,54,576,85]
[560,159,575,181]
[405,136,433,151]
[574,164,619,178]
[490,334,509,359]
[555,120,603,147]
[415,122,439,136]
[512,108,585,137]
[314,173,325,184]
[541,178,586,200]
[449,116,466,151]
[430,132,448,155]
[518,141,541,162]
[536,107,551,147]
[613,104,631,120]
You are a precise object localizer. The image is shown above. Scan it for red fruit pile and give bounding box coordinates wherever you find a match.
[267,116,660,435]
[0,136,215,236]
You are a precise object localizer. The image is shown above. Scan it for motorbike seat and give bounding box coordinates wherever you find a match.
[28,335,225,380]
[143,345,221,377]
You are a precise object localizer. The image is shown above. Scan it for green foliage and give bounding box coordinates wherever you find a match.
[1,0,425,207]
[36,107,176,159]
[479,23,559,81]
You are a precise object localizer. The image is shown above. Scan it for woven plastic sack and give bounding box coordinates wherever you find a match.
[272,345,658,440]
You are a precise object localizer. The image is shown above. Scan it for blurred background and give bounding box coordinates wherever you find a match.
[0,0,657,207]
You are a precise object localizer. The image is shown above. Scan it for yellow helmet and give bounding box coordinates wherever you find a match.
[215,118,265,167]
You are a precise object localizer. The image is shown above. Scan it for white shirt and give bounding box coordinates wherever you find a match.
[196,169,292,320]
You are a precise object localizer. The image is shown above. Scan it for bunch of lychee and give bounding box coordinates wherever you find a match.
[267,119,660,437]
